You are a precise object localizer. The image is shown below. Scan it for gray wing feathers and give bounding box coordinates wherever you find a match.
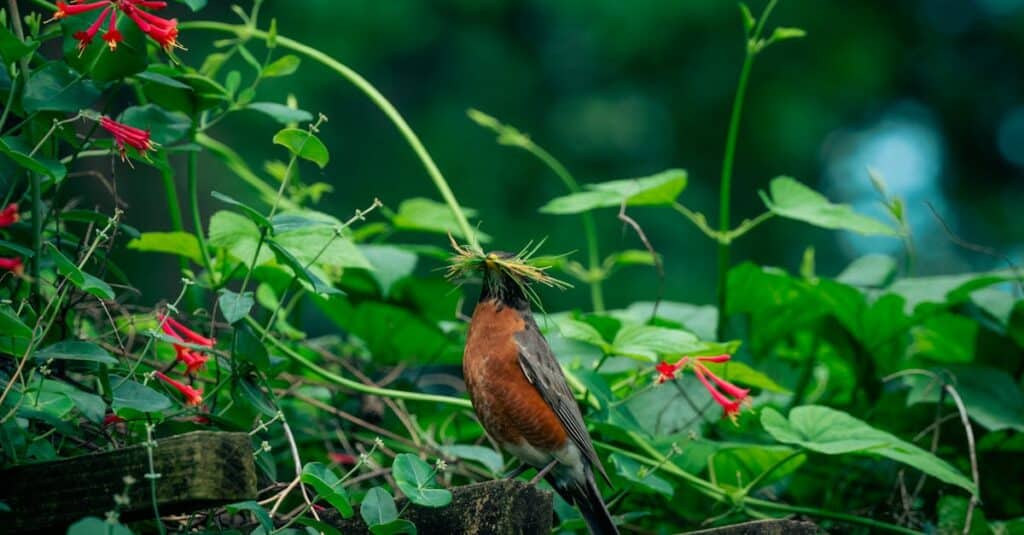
[514,326,611,485]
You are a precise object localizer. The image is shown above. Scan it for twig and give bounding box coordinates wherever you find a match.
[944,384,981,535]
[617,200,664,321]
[927,201,1023,297]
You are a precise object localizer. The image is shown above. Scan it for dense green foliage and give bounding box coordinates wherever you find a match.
[1,1,1022,534]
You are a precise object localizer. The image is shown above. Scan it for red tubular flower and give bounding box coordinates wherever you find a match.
[329,452,358,465]
[103,413,126,426]
[102,9,123,51]
[72,5,111,55]
[50,0,108,20]
[0,257,24,275]
[154,371,203,406]
[0,203,18,228]
[158,314,214,375]
[49,0,183,52]
[100,116,155,160]
[162,315,215,346]
[653,354,751,424]
[121,3,181,51]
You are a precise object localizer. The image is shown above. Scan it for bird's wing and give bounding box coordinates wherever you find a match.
[514,320,610,485]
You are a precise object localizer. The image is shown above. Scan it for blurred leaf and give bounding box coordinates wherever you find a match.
[301,462,353,518]
[888,271,1013,314]
[910,314,978,363]
[273,128,329,168]
[759,176,898,236]
[616,301,718,341]
[540,169,687,214]
[360,245,417,297]
[936,495,990,535]
[710,445,805,489]
[120,104,192,145]
[361,487,398,527]
[35,341,117,366]
[111,376,172,413]
[127,232,202,263]
[218,289,254,324]
[612,325,699,361]
[226,501,273,532]
[371,520,417,535]
[393,454,452,507]
[905,367,1024,432]
[175,0,207,11]
[247,102,313,124]
[49,244,115,300]
[22,62,100,112]
[836,254,897,287]
[439,444,504,474]
[610,453,673,497]
[263,55,301,77]
[0,26,37,64]
[769,27,807,42]
[738,3,755,33]
[0,306,32,339]
[762,405,976,494]
[391,198,490,242]
[0,136,67,180]
[66,517,134,535]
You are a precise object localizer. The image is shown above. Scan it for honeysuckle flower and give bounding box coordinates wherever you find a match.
[0,257,24,275]
[0,203,18,227]
[158,314,214,375]
[103,413,126,426]
[329,452,357,465]
[654,354,750,424]
[48,0,181,53]
[154,371,203,406]
[100,116,156,161]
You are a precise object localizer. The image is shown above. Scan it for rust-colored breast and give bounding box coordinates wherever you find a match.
[463,300,568,451]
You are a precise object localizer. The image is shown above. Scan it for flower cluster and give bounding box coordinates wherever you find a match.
[100,116,156,161]
[49,0,182,54]
[0,203,22,276]
[158,314,214,375]
[154,371,203,406]
[655,354,751,424]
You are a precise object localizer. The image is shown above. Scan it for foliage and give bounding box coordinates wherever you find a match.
[0,1,1021,534]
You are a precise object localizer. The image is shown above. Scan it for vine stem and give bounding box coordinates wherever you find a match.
[180,21,479,252]
[245,317,472,408]
[187,145,214,278]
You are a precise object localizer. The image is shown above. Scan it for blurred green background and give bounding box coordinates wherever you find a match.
[112,0,1024,311]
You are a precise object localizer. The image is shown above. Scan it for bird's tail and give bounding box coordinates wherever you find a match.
[552,468,619,535]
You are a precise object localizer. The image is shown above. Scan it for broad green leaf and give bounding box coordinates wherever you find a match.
[439,445,504,474]
[370,520,417,535]
[275,225,372,270]
[0,136,67,180]
[234,325,270,369]
[22,62,101,113]
[556,318,610,350]
[759,176,898,236]
[610,453,673,497]
[218,290,254,324]
[611,324,699,361]
[709,445,805,489]
[247,102,313,124]
[273,128,329,169]
[905,367,1024,433]
[263,55,301,78]
[120,105,192,145]
[135,71,193,90]
[111,376,172,413]
[836,254,897,287]
[267,239,343,296]
[301,462,353,518]
[392,454,452,507]
[49,244,115,300]
[35,341,117,366]
[910,314,978,363]
[0,25,38,65]
[360,487,398,527]
[211,191,272,230]
[762,405,976,494]
[66,516,134,535]
[540,169,687,214]
[391,197,490,242]
[616,301,718,341]
[0,306,32,339]
[225,501,272,532]
[127,232,202,263]
[360,245,417,297]
[237,376,277,418]
[208,210,272,265]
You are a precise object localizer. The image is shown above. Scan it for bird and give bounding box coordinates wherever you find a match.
[462,251,619,535]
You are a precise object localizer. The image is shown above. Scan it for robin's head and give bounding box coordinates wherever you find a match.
[445,239,569,308]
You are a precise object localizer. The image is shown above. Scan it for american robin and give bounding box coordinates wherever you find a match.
[463,252,618,535]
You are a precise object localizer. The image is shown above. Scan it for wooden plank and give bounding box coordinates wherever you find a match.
[684,519,821,534]
[0,430,256,534]
[327,479,553,535]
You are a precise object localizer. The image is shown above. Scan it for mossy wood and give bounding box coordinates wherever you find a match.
[327,479,553,535]
[0,430,257,533]
[685,519,821,534]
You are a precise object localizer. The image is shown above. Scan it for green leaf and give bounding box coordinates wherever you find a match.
[111,376,172,413]
[49,244,115,300]
[218,290,254,324]
[127,232,202,263]
[175,0,208,11]
[759,176,898,236]
[267,239,343,296]
[905,367,1024,433]
[237,376,277,418]
[225,501,272,532]
[301,462,353,518]
[762,405,976,494]
[211,191,272,230]
[66,516,134,535]
[439,444,504,474]
[769,27,807,43]
[887,271,1013,314]
[611,324,699,361]
[556,318,610,351]
[370,520,417,535]
[360,487,398,527]
[836,254,897,287]
[120,105,193,145]
[234,325,270,369]
[391,198,490,242]
[209,210,272,264]
[273,128,329,168]
[392,454,452,507]
[937,495,990,535]
[540,169,688,214]
[738,3,756,33]
[710,445,806,489]
[22,62,101,113]
[247,102,313,125]
[360,245,417,297]
[0,25,38,65]
[135,71,193,90]
[263,55,301,77]
[275,224,371,270]
[0,306,32,339]
[35,341,117,366]
[910,314,978,363]
[0,136,67,180]
[610,453,673,497]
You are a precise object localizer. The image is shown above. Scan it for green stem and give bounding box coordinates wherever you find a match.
[180,21,479,251]
[245,317,473,408]
[187,145,214,280]
[158,157,184,232]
